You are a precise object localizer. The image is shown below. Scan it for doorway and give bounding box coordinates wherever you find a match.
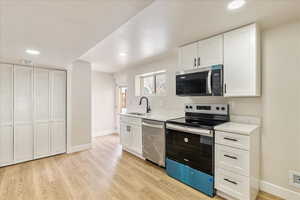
[116,86,128,133]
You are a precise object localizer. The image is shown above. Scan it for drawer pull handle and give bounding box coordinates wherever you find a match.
[224,137,238,142]
[224,178,238,185]
[224,154,238,160]
[184,158,189,162]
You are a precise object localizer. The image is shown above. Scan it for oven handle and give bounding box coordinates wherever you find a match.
[166,123,213,137]
[207,70,212,94]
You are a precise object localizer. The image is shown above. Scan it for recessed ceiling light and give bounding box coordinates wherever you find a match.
[227,0,246,10]
[119,52,127,56]
[26,49,40,55]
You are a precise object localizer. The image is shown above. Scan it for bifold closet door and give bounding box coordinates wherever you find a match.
[0,64,14,166]
[51,71,66,154]
[34,69,51,158]
[14,65,34,163]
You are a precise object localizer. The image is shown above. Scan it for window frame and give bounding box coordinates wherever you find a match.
[139,71,167,97]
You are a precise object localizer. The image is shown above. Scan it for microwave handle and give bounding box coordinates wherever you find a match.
[207,70,212,94]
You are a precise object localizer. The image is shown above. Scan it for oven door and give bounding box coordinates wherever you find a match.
[166,123,214,176]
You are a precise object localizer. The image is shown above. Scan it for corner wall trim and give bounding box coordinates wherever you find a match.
[68,143,91,154]
[260,180,300,199]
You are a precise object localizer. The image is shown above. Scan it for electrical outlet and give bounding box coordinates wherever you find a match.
[289,170,300,188]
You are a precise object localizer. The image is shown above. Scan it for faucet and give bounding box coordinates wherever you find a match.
[139,96,151,113]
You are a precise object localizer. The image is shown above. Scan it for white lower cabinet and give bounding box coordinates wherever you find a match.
[215,125,260,200]
[216,168,250,200]
[120,116,142,157]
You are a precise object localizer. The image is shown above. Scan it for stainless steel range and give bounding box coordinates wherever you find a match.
[165,104,229,197]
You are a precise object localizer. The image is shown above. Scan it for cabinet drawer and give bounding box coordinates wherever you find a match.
[216,168,249,200]
[120,116,142,126]
[215,144,249,176]
[215,131,249,150]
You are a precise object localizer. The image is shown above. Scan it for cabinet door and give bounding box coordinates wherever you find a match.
[0,64,14,165]
[120,122,127,147]
[51,71,66,154]
[34,69,51,158]
[131,125,142,155]
[224,24,260,97]
[178,42,198,71]
[35,123,51,158]
[197,35,223,68]
[14,66,34,162]
[51,122,66,154]
[51,71,66,121]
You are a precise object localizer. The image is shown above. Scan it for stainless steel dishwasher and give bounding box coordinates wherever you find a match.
[142,119,165,167]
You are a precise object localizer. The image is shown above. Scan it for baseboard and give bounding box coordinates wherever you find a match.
[92,129,116,137]
[68,143,91,153]
[260,180,300,199]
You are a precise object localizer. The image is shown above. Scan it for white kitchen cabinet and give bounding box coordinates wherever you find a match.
[14,66,34,163]
[197,35,223,68]
[178,42,198,71]
[120,116,142,157]
[215,123,260,200]
[130,125,142,155]
[224,24,261,97]
[178,35,223,71]
[0,64,14,166]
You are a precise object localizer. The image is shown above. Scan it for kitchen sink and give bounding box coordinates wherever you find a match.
[128,112,145,116]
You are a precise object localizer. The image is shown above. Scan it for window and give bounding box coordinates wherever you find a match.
[135,70,167,96]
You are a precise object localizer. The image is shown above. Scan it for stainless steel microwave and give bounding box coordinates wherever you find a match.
[176,65,223,96]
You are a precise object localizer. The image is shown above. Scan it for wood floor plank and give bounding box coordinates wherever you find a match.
[0,134,282,200]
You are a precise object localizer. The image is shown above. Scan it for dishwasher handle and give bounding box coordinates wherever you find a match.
[142,122,164,129]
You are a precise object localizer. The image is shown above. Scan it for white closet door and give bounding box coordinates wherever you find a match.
[14,65,33,162]
[51,71,66,154]
[0,64,14,165]
[34,69,51,158]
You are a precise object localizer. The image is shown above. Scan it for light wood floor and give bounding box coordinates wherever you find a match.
[0,134,282,200]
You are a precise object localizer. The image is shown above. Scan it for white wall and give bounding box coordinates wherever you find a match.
[114,21,300,196]
[261,21,300,194]
[71,60,92,147]
[92,71,115,137]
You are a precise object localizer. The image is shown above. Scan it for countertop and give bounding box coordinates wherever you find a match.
[120,112,183,122]
[214,122,260,135]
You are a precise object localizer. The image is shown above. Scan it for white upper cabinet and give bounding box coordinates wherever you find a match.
[197,35,223,68]
[178,35,223,71]
[224,24,261,97]
[178,42,198,71]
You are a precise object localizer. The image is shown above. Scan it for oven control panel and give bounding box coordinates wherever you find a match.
[185,103,228,115]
